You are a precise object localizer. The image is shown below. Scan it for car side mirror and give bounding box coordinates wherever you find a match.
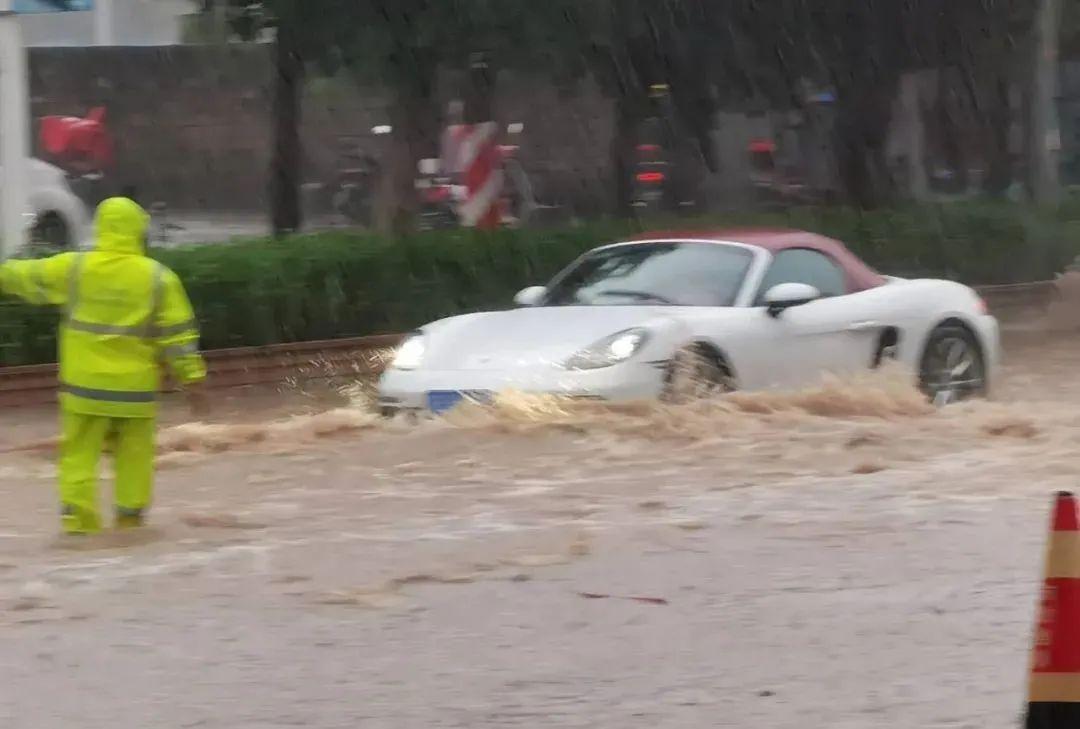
[513,286,546,307]
[763,282,820,317]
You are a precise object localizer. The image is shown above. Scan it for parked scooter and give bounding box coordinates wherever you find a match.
[38,106,113,209]
[630,87,675,216]
[630,138,670,215]
[628,84,698,217]
[327,125,389,226]
[414,157,462,231]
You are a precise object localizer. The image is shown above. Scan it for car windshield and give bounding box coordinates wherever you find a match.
[543,241,753,307]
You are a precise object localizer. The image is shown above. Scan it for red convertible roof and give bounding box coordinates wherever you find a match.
[631,227,886,293]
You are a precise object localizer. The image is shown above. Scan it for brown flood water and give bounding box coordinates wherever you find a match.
[0,320,1078,727]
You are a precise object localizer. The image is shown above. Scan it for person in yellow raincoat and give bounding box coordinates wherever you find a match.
[0,197,207,534]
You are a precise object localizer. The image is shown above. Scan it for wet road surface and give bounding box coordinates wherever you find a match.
[0,325,1077,727]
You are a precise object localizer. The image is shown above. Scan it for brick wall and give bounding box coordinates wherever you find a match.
[29,45,619,215]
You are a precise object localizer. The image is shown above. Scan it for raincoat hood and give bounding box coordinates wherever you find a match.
[93,197,150,255]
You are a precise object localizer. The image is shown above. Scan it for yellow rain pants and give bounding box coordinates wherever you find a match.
[59,413,156,533]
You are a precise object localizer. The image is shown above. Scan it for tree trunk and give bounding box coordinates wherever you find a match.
[376,92,436,234]
[270,24,302,237]
[464,53,495,125]
[1029,0,1062,205]
[898,72,928,201]
[832,78,897,209]
[983,75,1014,195]
[611,99,636,216]
[832,111,883,209]
[937,71,968,193]
[825,1,903,209]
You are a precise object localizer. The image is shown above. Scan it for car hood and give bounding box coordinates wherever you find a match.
[420,305,677,370]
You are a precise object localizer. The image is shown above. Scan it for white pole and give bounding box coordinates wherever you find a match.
[94,0,114,46]
[213,0,228,44]
[0,1,29,259]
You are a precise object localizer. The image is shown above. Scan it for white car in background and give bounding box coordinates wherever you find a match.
[378,229,1001,415]
[28,158,92,250]
[4,158,92,253]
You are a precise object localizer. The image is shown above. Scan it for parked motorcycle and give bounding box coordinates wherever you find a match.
[327,125,389,227]
[747,138,822,207]
[414,157,462,231]
[630,139,670,215]
[39,106,113,208]
[630,87,675,216]
[628,84,698,217]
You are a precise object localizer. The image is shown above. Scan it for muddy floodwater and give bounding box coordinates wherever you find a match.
[3,323,1080,727]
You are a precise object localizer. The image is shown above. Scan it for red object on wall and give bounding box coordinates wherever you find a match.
[39,106,113,173]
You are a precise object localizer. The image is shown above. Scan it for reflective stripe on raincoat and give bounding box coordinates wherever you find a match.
[0,197,206,417]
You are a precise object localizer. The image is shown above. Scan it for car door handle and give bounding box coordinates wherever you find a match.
[846,320,879,332]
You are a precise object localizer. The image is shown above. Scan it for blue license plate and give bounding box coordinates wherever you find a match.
[426,390,492,414]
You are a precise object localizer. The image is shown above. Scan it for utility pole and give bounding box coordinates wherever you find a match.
[0,0,29,259]
[269,20,302,236]
[1030,0,1061,205]
[94,0,114,46]
[212,0,229,44]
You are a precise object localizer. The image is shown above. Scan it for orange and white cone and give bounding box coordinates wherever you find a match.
[1026,491,1080,727]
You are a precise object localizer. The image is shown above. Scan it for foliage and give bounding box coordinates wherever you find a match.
[195,1,1052,213]
[211,0,585,83]
[0,204,1077,367]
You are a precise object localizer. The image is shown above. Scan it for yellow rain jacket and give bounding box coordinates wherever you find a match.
[0,197,206,417]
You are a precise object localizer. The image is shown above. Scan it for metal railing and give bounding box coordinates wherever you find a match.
[0,280,1066,408]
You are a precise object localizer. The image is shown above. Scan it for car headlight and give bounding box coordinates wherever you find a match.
[391,334,426,370]
[564,328,650,370]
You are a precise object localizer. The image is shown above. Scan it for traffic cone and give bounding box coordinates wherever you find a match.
[1025,491,1080,727]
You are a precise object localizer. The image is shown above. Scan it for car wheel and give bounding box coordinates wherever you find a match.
[379,406,421,425]
[662,345,735,404]
[30,212,69,252]
[918,323,986,406]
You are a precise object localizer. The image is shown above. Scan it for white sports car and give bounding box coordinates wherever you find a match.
[377,229,1001,415]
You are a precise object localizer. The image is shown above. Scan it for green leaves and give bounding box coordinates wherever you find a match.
[220,0,589,89]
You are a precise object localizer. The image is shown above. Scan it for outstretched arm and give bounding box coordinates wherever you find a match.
[0,253,77,306]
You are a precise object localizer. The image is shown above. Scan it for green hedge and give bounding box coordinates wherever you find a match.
[0,202,1077,367]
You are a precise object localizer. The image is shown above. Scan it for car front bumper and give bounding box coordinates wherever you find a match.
[377,360,668,414]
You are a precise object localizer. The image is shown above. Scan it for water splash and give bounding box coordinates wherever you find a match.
[0,349,1049,467]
